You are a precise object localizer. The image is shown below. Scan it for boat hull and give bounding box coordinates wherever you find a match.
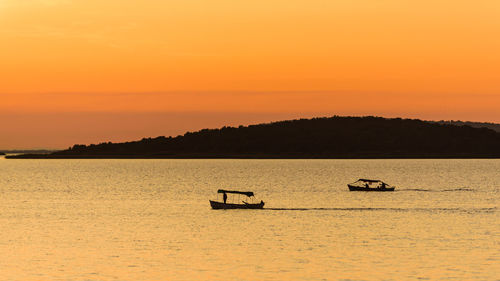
[210,200,265,209]
[348,185,395,192]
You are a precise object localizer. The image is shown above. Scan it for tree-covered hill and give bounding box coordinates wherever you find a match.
[8,116,500,158]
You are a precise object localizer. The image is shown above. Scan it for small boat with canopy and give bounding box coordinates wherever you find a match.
[348,179,395,191]
[210,189,265,209]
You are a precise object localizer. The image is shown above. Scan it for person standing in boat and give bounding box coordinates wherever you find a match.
[223,192,228,204]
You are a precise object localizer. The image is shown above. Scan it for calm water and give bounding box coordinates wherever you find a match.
[0,158,498,281]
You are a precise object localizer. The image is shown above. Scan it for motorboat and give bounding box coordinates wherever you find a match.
[348,179,395,191]
[210,189,265,209]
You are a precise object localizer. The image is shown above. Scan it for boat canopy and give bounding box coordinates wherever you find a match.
[357,179,382,183]
[217,189,254,197]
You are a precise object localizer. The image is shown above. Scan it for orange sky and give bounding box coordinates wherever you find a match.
[1,0,499,149]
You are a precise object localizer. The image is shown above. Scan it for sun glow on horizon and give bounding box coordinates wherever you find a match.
[1,0,500,148]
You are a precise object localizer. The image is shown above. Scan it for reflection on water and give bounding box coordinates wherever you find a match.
[0,159,498,280]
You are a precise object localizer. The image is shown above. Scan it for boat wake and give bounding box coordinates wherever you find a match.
[398,187,474,192]
[442,187,475,192]
[264,207,496,213]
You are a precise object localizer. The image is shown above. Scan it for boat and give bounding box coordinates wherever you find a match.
[209,189,265,209]
[348,179,395,191]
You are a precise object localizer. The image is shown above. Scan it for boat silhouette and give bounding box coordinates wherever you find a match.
[348,179,395,191]
[210,189,265,209]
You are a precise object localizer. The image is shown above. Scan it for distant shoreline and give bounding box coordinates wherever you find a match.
[7,153,500,159]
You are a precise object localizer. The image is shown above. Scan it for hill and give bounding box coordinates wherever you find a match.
[8,116,500,159]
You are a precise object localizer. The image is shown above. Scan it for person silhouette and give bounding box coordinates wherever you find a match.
[223,192,228,204]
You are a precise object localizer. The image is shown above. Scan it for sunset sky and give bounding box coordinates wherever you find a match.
[1,0,499,149]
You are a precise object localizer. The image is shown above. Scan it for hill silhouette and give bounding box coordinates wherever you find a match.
[8,116,500,159]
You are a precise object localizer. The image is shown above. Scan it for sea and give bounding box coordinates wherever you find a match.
[0,158,498,281]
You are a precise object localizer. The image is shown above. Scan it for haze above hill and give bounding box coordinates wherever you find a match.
[436,121,500,133]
